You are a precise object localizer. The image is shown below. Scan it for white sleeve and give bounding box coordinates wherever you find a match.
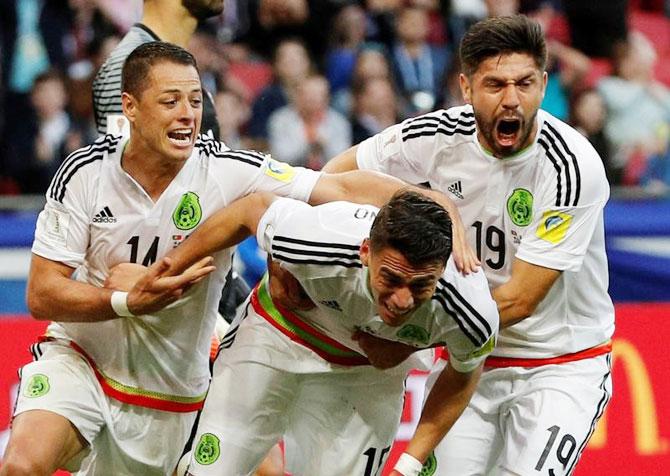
[516,146,609,272]
[251,156,322,203]
[256,197,311,254]
[356,113,440,184]
[210,149,322,205]
[31,173,93,269]
[439,260,499,373]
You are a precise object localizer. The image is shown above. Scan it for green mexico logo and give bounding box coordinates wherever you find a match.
[172,192,202,230]
[419,451,437,476]
[396,324,430,345]
[506,188,533,226]
[195,433,221,465]
[24,374,50,398]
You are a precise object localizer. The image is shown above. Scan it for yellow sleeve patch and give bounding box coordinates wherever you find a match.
[264,159,296,182]
[535,211,573,244]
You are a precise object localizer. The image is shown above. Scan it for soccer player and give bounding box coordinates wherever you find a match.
[93,0,223,138]
[323,15,614,476]
[143,190,498,476]
[0,42,461,476]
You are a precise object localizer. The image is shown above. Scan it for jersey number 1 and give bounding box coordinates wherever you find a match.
[127,236,159,265]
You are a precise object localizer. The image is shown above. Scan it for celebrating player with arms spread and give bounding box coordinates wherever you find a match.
[324,15,614,476]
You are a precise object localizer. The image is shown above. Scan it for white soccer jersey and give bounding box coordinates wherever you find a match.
[254,197,499,373]
[356,105,615,359]
[31,134,321,411]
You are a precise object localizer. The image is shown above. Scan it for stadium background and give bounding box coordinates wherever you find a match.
[1,0,669,474]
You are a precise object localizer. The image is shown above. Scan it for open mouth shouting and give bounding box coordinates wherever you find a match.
[495,116,523,149]
[167,128,194,148]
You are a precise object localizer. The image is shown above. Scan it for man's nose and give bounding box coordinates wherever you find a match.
[389,287,414,312]
[501,83,520,109]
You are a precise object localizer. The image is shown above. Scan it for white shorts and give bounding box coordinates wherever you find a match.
[187,309,408,476]
[13,340,197,476]
[426,354,612,476]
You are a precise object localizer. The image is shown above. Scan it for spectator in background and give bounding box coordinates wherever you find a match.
[214,89,251,149]
[325,4,368,95]
[571,88,619,183]
[598,31,670,185]
[247,38,312,151]
[351,77,399,144]
[332,44,394,116]
[563,0,628,58]
[23,70,81,194]
[541,39,591,122]
[268,74,351,169]
[391,5,449,115]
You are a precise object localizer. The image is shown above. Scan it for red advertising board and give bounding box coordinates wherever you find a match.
[1,304,669,474]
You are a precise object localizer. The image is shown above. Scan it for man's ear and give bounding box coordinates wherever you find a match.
[121,92,137,124]
[459,73,472,104]
[360,239,370,266]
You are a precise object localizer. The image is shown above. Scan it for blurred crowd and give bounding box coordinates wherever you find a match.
[2,0,670,196]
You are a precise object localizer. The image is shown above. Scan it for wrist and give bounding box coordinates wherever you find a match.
[393,452,423,476]
[110,291,135,317]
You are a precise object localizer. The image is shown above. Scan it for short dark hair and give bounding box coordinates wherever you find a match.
[370,190,452,267]
[122,41,199,98]
[459,15,547,77]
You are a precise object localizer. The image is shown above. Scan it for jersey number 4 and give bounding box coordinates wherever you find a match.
[472,221,506,270]
[127,235,159,266]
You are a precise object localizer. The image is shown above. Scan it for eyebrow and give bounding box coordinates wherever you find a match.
[159,87,203,94]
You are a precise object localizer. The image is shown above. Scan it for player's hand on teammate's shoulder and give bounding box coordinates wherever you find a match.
[267,259,316,311]
[107,256,216,316]
[352,330,416,369]
[416,189,480,275]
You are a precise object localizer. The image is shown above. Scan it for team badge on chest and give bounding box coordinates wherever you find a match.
[173,192,202,230]
[506,188,533,226]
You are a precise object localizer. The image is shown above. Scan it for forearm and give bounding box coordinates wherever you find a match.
[166,193,274,274]
[492,259,561,329]
[27,255,119,322]
[403,364,482,463]
[492,282,534,328]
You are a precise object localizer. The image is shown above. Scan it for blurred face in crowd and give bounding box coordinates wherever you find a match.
[123,60,203,163]
[182,0,224,20]
[215,90,250,138]
[460,52,546,158]
[335,4,367,45]
[395,7,429,44]
[354,49,391,83]
[357,78,397,126]
[573,90,606,135]
[32,77,68,120]
[360,241,443,327]
[296,76,329,119]
[274,40,311,85]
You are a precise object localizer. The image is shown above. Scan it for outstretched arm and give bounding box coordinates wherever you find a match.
[320,146,479,274]
[390,363,482,475]
[28,254,214,321]
[164,192,277,275]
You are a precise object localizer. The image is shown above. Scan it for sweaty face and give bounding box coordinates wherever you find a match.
[182,0,223,20]
[360,241,444,327]
[128,61,202,163]
[461,53,546,158]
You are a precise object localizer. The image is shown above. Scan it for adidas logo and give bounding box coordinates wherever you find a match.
[319,300,342,312]
[447,180,464,199]
[93,206,117,223]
